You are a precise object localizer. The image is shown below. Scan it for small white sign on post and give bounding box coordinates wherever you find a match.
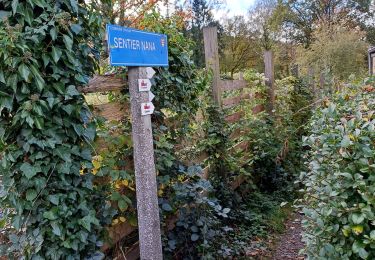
[149,91,155,102]
[138,79,152,92]
[146,67,156,79]
[141,102,155,115]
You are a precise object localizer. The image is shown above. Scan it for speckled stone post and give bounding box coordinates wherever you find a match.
[128,67,163,260]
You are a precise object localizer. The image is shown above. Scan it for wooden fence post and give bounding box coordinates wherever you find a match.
[203,27,221,107]
[128,67,163,260]
[264,50,275,115]
[308,67,316,103]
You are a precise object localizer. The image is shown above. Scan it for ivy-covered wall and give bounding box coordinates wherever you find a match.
[0,0,111,258]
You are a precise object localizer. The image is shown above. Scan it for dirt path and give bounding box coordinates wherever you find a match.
[272,212,305,260]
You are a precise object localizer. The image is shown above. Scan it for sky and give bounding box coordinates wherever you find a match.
[158,0,256,20]
[220,0,256,17]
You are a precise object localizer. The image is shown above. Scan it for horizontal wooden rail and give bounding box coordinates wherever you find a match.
[92,102,129,121]
[252,104,265,115]
[222,93,252,109]
[220,79,248,91]
[80,75,125,94]
[103,222,136,251]
[225,111,244,123]
[230,140,249,153]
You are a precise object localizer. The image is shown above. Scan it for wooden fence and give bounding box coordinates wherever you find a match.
[83,27,267,258]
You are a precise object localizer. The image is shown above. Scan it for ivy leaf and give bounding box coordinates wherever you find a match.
[51,222,61,236]
[66,85,79,96]
[70,0,78,13]
[63,35,73,51]
[51,46,62,63]
[42,54,50,67]
[79,215,99,232]
[43,209,58,220]
[70,24,82,35]
[48,195,59,205]
[29,64,45,91]
[0,70,5,83]
[20,162,39,179]
[33,0,46,8]
[162,203,173,212]
[118,199,128,212]
[190,233,199,241]
[11,0,18,14]
[26,189,37,201]
[50,27,57,41]
[18,64,31,81]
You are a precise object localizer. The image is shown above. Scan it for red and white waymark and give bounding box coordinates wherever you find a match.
[138,79,152,92]
[141,102,155,115]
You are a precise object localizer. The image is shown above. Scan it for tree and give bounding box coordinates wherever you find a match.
[177,0,222,67]
[220,16,258,77]
[297,23,368,87]
[275,0,375,46]
[91,0,161,26]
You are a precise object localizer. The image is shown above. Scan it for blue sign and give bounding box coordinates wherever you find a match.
[106,24,168,67]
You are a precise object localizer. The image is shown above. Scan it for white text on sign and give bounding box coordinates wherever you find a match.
[138,79,152,92]
[113,38,156,51]
[141,102,155,116]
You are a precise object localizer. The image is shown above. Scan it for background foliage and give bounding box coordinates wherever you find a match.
[300,80,375,259]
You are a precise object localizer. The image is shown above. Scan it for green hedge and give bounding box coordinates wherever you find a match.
[301,81,375,259]
[0,0,110,258]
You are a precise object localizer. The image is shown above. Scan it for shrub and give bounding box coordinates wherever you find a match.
[300,81,375,259]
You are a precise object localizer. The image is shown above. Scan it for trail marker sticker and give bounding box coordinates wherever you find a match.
[107,24,169,67]
[138,79,152,92]
[141,102,155,115]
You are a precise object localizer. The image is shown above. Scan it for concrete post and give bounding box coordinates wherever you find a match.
[128,67,162,260]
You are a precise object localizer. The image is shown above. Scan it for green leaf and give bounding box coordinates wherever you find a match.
[43,210,58,220]
[70,0,78,13]
[352,213,365,224]
[33,0,46,8]
[341,135,350,148]
[50,28,57,41]
[358,248,369,259]
[51,46,62,63]
[191,233,199,241]
[48,195,59,205]
[18,64,31,81]
[0,70,5,84]
[20,162,39,179]
[118,199,128,211]
[63,35,73,51]
[7,74,18,92]
[162,203,173,211]
[66,85,79,96]
[42,54,50,67]
[26,189,37,201]
[23,7,33,25]
[79,215,99,232]
[51,222,61,236]
[70,24,82,34]
[12,0,18,14]
[29,64,45,91]
[34,117,44,130]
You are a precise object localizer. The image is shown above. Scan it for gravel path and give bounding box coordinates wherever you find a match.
[272,213,305,260]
